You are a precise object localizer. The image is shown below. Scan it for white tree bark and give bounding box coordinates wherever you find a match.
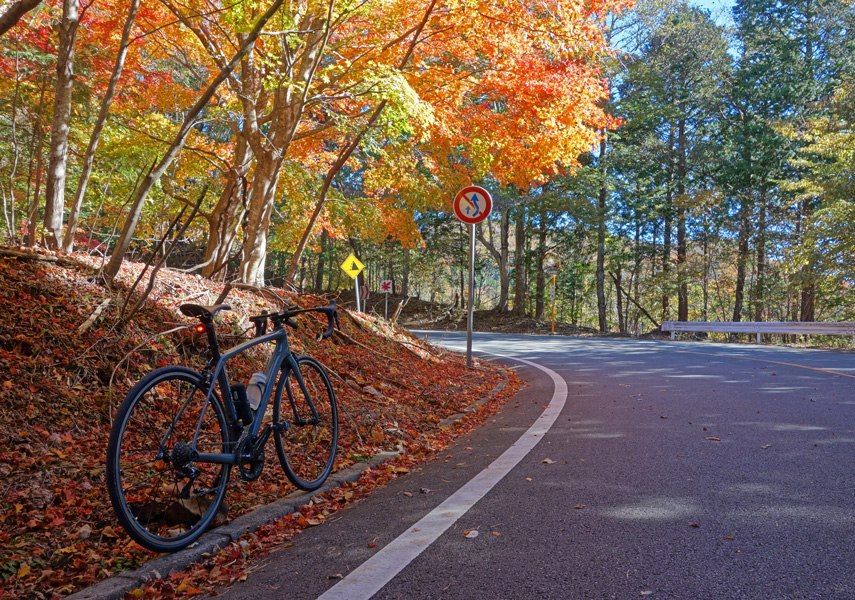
[42,0,79,250]
[63,0,139,253]
[101,0,287,285]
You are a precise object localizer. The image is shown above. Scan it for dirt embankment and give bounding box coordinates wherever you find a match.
[0,248,521,599]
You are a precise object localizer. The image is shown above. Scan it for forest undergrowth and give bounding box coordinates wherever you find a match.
[0,247,521,599]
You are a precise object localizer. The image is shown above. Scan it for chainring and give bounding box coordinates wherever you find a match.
[236,435,265,481]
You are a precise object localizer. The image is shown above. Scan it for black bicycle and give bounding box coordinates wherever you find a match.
[106,300,340,552]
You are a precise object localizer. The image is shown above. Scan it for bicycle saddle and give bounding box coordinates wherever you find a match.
[179,304,231,320]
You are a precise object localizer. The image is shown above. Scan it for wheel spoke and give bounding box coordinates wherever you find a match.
[107,369,232,553]
[274,357,338,491]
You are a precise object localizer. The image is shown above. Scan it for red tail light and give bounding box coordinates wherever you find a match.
[196,324,206,333]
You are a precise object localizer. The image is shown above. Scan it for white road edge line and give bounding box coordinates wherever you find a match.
[316,353,568,600]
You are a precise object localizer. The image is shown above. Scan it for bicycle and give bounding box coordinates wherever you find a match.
[106,299,340,553]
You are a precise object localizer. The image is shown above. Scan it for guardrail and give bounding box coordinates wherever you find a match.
[661,321,855,344]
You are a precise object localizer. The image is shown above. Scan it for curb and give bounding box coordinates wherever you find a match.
[436,378,507,428]
[68,376,508,600]
[66,451,400,600]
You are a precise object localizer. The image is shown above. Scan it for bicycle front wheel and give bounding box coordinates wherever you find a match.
[273,356,338,491]
[106,366,232,552]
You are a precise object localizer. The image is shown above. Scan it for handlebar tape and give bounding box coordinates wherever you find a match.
[317,300,338,341]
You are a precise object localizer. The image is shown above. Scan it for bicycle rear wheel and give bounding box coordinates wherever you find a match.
[273,356,338,491]
[106,366,232,552]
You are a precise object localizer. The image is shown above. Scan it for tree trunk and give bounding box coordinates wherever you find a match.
[499,207,509,311]
[596,135,608,332]
[476,207,510,312]
[513,204,526,317]
[534,211,547,320]
[42,0,80,250]
[800,282,815,322]
[797,199,816,322]
[0,0,42,37]
[102,0,286,285]
[754,189,767,321]
[314,228,328,291]
[201,136,251,279]
[661,124,675,322]
[63,0,139,253]
[615,267,625,334]
[401,247,410,297]
[26,77,48,247]
[282,1,439,286]
[239,153,282,286]
[676,118,688,322]
[702,215,710,321]
[732,198,751,322]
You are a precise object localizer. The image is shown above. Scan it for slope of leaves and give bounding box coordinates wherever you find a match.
[0,250,520,599]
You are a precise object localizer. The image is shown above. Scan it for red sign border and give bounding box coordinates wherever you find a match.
[453,186,493,225]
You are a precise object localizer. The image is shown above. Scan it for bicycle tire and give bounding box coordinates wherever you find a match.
[106,366,232,552]
[273,355,339,491]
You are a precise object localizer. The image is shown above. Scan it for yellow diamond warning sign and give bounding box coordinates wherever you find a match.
[340,254,365,279]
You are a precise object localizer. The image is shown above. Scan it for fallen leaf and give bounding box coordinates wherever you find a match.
[761,444,772,449]
[705,437,721,442]
[403,491,413,497]
[492,531,501,536]
[542,458,557,464]
[420,487,432,494]
[328,574,344,580]
[525,477,532,482]
[16,563,30,579]
[640,592,653,597]
[78,524,92,539]
[101,526,119,538]
[689,522,700,528]
[574,504,585,509]
[176,578,190,594]
[463,530,479,539]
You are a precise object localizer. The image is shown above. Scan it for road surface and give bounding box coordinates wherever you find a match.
[203,334,855,600]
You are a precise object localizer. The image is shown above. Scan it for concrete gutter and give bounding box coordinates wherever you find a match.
[66,451,399,600]
[68,377,507,600]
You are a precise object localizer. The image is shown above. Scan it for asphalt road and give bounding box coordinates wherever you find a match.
[202,334,855,600]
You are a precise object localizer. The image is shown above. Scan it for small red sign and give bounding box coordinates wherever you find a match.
[453,186,492,225]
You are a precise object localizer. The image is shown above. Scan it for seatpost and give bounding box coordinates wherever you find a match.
[201,316,222,361]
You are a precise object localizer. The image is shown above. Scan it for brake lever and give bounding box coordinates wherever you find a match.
[317,300,338,341]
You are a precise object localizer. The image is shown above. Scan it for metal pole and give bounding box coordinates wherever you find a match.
[385,293,388,320]
[467,223,475,367]
[355,278,361,313]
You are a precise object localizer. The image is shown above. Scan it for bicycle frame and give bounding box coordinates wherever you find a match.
[164,323,314,467]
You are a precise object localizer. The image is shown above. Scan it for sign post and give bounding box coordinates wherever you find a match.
[380,280,393,319]
[341,254,365,312]
[543,253,561,335]
[453,185,492,367]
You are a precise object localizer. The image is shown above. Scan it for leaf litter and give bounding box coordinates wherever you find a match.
[0,253,522,599]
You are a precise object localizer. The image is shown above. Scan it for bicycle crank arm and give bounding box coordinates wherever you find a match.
[251,424,274,461]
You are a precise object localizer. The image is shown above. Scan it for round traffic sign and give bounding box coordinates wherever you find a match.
[453,186,492,224]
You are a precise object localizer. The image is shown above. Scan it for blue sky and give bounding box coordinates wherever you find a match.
[691,0,735,25]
